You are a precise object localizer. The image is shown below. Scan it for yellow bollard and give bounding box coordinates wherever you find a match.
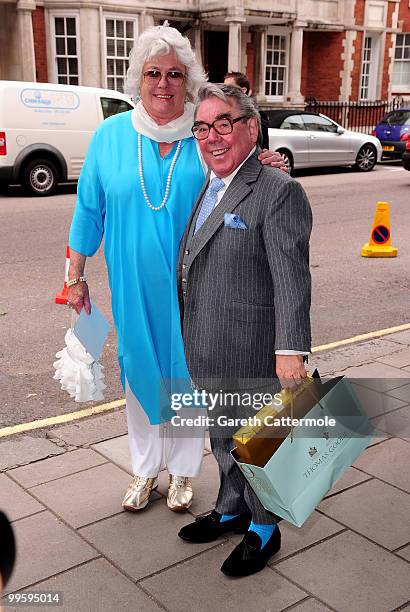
[361,201,398,258]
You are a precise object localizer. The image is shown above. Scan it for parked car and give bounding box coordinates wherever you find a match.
[265,109,382,173]
[373,108,410,159]
[402,136,410,171]
[0,81,134,196]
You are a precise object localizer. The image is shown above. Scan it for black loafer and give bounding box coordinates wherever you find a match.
[221,526,281,577]
[178,510,251,543]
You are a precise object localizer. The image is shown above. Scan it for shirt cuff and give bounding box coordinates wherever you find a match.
[275,350,310,355]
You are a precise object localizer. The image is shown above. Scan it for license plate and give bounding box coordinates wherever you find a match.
[383,145,395,152]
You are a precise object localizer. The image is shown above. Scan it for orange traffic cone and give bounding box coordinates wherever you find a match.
[55,246,70,304]
[361,201,398,258]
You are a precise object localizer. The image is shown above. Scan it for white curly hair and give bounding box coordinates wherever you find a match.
[125,23,207,102]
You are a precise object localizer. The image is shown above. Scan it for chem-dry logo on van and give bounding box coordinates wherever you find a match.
[21,89,80,110]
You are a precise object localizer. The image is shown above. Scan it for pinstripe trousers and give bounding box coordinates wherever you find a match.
[208,402,276,525]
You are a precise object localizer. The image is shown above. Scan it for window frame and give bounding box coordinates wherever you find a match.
[392,33,410,93]
[263,28,290,102]
[49,11,81,85]
[359,33,381,101]
[103,13,139,93]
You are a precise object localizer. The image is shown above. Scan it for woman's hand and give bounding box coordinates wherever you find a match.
[67,249,91,314]
[67,281,91,315]
[258,149,288,172]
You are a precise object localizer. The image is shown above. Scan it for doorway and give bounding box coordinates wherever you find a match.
[203,31,229,84]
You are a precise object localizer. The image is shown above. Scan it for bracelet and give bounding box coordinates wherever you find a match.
[67,276,87,288]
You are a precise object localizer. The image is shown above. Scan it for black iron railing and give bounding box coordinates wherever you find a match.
[304,97,410,133]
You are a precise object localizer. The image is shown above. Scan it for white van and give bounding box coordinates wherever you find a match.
[0,81,134,196]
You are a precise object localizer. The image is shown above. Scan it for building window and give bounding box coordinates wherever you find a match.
[360,34,380,100]
[53,16,79,85]
[105,17,137,92]
[392,34,410,88]
[265,34,287,98]
[360,36,372,100]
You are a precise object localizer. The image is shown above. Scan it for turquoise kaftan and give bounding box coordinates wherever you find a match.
[69,111,205,424]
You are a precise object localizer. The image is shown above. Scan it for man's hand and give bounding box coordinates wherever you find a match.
[276,354,307,389]
[258,149,288,172]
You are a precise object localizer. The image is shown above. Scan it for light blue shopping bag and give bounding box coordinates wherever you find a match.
[232,377,374,527]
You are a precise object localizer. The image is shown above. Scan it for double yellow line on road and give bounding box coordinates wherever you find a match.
[1,322,410,439]
[311,322,410,352]
[0,400,126,439]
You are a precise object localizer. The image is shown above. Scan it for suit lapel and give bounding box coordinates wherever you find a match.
[188,153,263,263]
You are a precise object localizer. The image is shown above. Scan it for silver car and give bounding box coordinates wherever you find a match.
[266,110,382,173]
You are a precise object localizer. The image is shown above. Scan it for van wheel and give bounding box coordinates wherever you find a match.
[23,159,58,196]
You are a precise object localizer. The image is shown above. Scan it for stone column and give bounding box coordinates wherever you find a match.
[192,24,202,67]
[250,26,267,102]
[287,27,304,105]
[140,12,154,33]
[17,0,36,81]
[226,19,245,72]
[340,29,356,101]
[80,8,101,87]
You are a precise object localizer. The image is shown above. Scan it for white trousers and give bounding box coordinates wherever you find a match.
[125,380,205,478]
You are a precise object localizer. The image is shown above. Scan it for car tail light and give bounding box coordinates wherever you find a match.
[371,129,376,137]
[400,132,410,141]
[0,132,6,155]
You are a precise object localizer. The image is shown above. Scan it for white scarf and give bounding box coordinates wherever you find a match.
[131,100,195,143]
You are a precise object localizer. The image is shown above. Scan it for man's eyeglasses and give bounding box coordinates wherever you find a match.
[191,115,248,140]
[143,69,186,86]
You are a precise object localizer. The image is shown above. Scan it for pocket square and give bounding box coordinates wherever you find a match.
[224,213,248,230]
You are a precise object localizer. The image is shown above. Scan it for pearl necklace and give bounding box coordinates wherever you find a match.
[138,132,182,211]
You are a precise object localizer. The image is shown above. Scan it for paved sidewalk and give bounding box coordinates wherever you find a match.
[1,331,410,612]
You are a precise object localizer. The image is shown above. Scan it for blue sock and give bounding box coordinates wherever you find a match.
[248,521,276,549]
[220,513,239,523]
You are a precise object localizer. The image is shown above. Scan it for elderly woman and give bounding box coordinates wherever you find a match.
[67,24,285,514]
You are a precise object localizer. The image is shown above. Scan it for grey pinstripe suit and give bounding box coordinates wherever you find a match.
[177,151,312,523]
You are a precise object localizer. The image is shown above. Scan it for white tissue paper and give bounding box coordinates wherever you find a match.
[53,329,106,402]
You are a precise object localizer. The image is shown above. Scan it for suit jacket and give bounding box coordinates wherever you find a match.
[177,150,312,391]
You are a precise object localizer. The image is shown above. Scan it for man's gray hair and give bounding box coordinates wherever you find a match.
[195,83,261,130]
[125,24,206,102]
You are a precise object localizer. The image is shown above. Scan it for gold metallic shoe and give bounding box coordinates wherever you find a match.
[122,475,158,511]
[167,475,193,512]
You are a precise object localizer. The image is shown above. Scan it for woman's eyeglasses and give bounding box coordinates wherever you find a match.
[191,115,248,140]
[143,69,186,86]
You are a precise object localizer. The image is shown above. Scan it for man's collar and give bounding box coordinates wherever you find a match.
[209,146,256,187]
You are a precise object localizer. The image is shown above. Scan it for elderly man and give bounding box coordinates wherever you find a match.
[177,84,312,577]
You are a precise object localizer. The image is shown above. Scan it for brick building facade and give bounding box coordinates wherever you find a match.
[32,6,48,83]
[1,0,409,106]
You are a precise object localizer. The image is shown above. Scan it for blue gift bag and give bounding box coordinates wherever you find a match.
[233,377,374,527]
